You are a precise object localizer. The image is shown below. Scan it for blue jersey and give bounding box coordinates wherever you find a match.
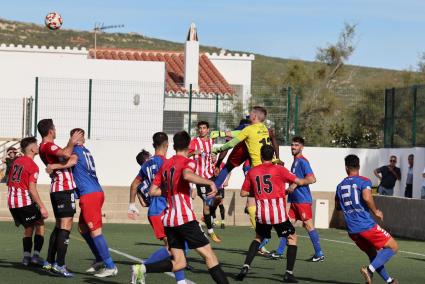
[336,176,376,234]
[288,156,314,203]
[72,145,102,198]
[137,155,167,217]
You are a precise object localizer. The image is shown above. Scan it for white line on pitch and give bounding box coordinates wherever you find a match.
[109,248,197,284]
[298,235,425,258]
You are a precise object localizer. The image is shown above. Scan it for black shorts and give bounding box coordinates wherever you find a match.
[256,220,296,239]
[165,221,210,250]
[10,203,42,228]
[196,177,223,202]
[50,190,76,218]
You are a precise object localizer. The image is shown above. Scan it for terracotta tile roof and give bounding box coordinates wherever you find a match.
[88,48,234,95]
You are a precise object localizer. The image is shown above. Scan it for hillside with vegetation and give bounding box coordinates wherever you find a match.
[1,18,423,147]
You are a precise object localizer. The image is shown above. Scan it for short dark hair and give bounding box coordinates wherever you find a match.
[252,106,267,117]
[70,128,85,136]
[37,119,54,138]
[136,149,151,166]
[20,137,37,153]
[292,136,305,145]
[261,144,275,161]
[239,118,250,126]
[173,131,191,151]
[152,132,168,149]
[345,154,360,170]
[197,121,209,128]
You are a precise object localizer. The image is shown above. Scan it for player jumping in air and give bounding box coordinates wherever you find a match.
[128,132,188,284]
[37,119,83,277]
[189,121,221,243]
[7,137,49,267]
[131,131,229,284]
[47,128,118,277]
[271,136,324,262]
[236,145,309,283]
[336,155,399,284]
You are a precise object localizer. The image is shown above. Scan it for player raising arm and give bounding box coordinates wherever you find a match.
[336,155,398,284]
[131,131,229,284]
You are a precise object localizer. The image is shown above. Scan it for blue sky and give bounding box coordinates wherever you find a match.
[1,0,424,70]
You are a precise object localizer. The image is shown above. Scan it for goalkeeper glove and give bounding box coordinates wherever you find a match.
[127,203,140,220]
[210,131,226,139]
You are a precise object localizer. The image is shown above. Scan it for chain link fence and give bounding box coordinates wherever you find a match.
[384,85,425,147]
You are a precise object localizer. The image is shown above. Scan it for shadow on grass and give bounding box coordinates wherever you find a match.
[0,259,58,277]
[406,256,425,262]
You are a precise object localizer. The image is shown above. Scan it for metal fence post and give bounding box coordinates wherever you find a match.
[390,88,395,147]
[286,86,292,145]
[27,97,34,137]
[188,84,193,135]
[294,92,299,135]
[383,88,389,147]
[88,79,93,139]
[34,77,39,137]
[215,93,219,129]
[412,85,417,147]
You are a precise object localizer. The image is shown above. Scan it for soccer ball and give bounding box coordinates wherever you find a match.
[45,12,63,30]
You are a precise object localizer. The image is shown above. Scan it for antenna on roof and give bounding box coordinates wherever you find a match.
[93,22,124,59]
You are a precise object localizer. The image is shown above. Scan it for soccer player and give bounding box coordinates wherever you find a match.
[272,136,324,261]
[336,155,399,284]
[37,119,83,277]
[189,121,221,243]
[236,145,308,283]
[47,128,118,277]
[128,132,187,284]
[131,131,229,284]
[7,137,48,266]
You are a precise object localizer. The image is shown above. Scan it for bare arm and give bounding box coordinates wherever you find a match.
[183,169,217,197]
[55,131,84,159]
[269,128,280,159]
[28,182,48,219]
[389,167,400,180]
[373,168,382,179]
[129,177,141,203]
[240,190,250,197]
[46,154,78,174]
[362,188,383,221]
[149,183,163,197]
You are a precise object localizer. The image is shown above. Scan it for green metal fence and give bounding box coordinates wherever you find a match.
[384,85,425,147]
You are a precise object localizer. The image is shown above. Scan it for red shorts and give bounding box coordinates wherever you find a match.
[79,191,104,231]
[227,142,250,167]
[148,214,166,240]
[288,203,313,221]
[349,224,392,251]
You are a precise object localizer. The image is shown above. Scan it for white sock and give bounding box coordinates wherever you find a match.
[286,270,293,275]
[33,250,40,256]
[387,278,393,283]
[208,229,214,234]
[177,280,187,284]
[368,264,375,273]
[23,251,31,257]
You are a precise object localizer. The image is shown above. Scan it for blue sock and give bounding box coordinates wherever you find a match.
[93,234,115,269]
[308,229,323,256]
[144,247,170,264]
[276,237,287,254]
[368,254,390,282]
[258,238,269,250]
[214,167,230,188]
[81,232,102,262]
[174,269,186,281]
[370,248,395,273]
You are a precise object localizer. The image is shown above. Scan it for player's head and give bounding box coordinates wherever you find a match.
[136,149,151,166]
[408,154,414,167]
[70,128,85,145]
[37,119,56,139]
[249,106,267,123]
[152,132,168,150]
[260,144,275,162]
[173,131,191,153]
[345,154,360,174]
[20,136,39,156]
[291,136,305,156]
[197,121,209,138]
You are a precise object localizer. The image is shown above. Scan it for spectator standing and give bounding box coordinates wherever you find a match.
[1,147,20,183]
[404,154,414,198]
[374,155,401,196]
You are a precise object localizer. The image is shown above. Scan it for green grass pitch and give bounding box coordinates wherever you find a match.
[0,221,423,283]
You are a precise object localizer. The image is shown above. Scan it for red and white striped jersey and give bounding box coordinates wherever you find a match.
[189,137,214,179]
[153,155,197,227]
[242,163,297,224]
[39,141,76,193]
[7,156,39,209]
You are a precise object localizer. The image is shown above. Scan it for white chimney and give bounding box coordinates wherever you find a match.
[184,23,199,90]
